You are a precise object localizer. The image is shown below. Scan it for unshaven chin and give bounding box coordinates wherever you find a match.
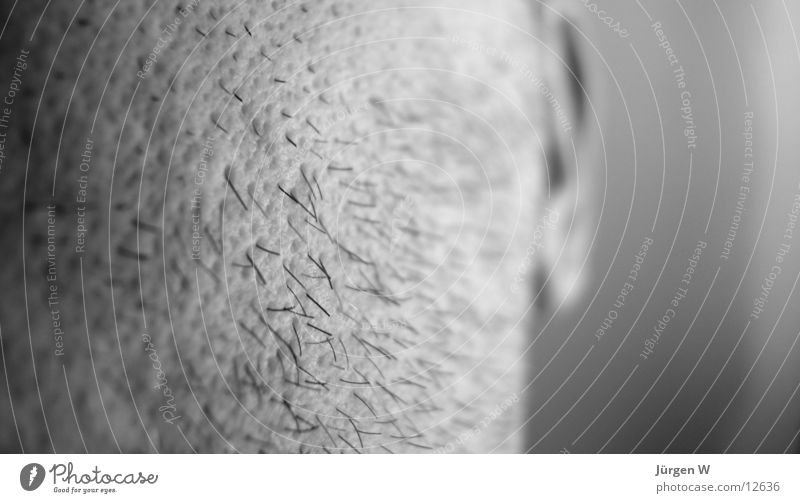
[172,0,549,453]
[5,0,548,453]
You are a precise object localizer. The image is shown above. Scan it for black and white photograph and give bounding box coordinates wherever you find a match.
[1,0,799,499]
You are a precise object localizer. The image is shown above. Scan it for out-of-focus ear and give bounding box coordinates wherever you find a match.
[535,0,605,308]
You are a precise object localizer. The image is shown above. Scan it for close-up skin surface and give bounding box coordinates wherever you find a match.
[0,0,591,453]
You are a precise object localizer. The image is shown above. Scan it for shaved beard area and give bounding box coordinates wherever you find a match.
[1,0,546,453]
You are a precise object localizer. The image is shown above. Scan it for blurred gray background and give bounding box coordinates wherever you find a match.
[527,0,800,453]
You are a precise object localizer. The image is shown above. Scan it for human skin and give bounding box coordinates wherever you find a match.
[0,0,586,453]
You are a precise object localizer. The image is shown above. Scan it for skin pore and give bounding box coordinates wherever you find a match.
[0,0,554,453]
